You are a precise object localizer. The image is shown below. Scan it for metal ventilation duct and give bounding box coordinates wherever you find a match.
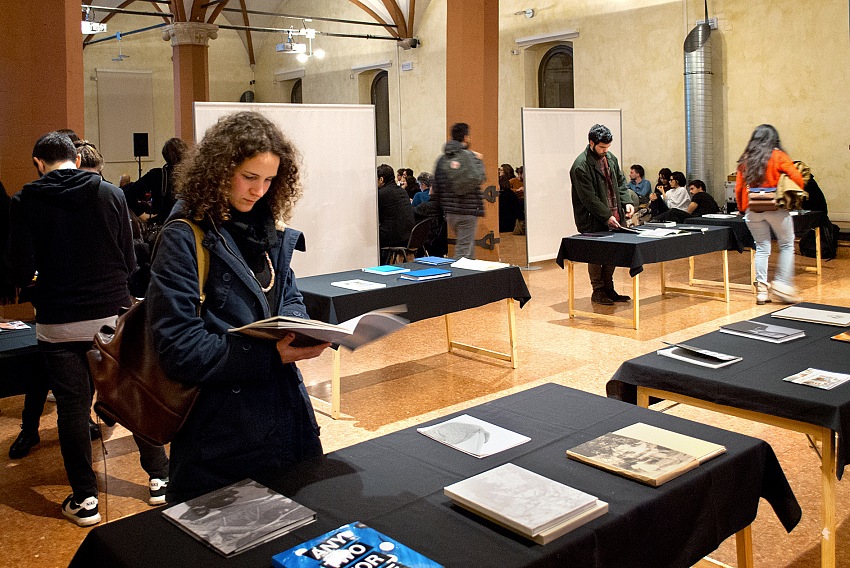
[684,23,713,195]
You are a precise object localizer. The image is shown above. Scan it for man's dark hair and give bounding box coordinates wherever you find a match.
[671,171,687,187]
[588,124,613,144]
[56,128,81,143]
[404,168,413,177]
[689,179,706,192]
[377,164,395,186]
[450,122,469,142]
[630,164,645,178]
[32,131,77,164]
[161,137,188,166]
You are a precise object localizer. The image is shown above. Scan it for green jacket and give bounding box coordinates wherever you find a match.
[569,144,634,233]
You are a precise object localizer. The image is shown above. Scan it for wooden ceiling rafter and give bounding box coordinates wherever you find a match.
[349,0,401,39]
[380,0,407,37]
[206,0,231,24]
[83,0,156,46]
[238,0,255,65]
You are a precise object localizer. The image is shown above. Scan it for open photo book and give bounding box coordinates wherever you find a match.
[228,306,408,350]
[566,423,726,487]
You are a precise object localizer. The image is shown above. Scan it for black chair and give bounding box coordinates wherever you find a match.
[381,218,434,264]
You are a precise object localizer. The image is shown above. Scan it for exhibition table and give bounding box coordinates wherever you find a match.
[608,302,850,568]
[555,226,733,329]
[297,263,532,418]
[71,383,800,568]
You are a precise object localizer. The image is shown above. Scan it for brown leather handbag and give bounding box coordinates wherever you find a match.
[88,219,208,446]
[747,189,779,213]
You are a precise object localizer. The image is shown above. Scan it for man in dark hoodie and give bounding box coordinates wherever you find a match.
[432,123,486,259]
[6,132,169,526]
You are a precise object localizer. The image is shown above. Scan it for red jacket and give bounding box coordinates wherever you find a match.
[735,149,804,212]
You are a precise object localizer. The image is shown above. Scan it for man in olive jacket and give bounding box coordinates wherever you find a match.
[569,124,635,305]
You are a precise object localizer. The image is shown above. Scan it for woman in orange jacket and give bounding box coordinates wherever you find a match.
[735,124,804,305]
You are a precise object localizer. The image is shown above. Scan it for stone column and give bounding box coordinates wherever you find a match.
[162,22,218,141]
[446,0,500,260]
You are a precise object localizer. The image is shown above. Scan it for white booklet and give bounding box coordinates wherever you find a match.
[783,368,850,390]
[636,228,685,238]
[719,320,805,343]
[657,342,742,369]
[330,279,386,291]
[418,414,530,458]
[450,257,511,271]
[444,463,606,544]
[771,306,850,326]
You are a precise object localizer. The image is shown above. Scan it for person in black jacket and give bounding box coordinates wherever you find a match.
[7,132,169,526]
[122,137,188,231]
[377,163,415,252]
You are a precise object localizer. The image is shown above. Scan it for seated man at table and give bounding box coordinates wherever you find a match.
[652,179,719,223]
[569,124,635,305]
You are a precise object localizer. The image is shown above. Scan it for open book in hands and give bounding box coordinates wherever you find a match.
[228,306,408,350]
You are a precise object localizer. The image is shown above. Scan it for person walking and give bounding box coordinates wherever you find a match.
[734,124,804,305]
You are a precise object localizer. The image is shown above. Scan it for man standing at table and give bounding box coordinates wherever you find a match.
[432,122,486,259]
[570,124,635,305]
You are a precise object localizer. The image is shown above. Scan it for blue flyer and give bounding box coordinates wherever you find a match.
[272,522,442,568]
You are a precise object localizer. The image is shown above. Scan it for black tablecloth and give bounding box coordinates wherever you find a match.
[297,263,531,324]
[689,211,824,250]
[71,383,800,568]
[555,226,734,277]
[0,324,44,398]
[608,302,850,478]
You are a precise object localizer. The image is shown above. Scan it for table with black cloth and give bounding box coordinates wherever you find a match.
[0,324,46,398]
[297,263,531,418]
[555,226,734,329]
[70,383,800,568]
[607,302,850,568]
[689,210,825,276]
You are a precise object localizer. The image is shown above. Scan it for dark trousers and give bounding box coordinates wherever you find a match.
[21,362,50,433]
[652,208,691,223]
[587,264,616,292]
[39,340,169,500]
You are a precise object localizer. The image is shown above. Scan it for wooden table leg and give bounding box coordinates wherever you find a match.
[816,226,822,276]
[633,274,640,330]
[636,387,649,408]
[688,256,696,285]
[736,525,754,568]
[749,249,756,297]
[568,261,575,319]
[821,427,836,568]
[445,314,453,353]
[722,250,730,303]
[331,348,341,420]
[507,298,518,369]
[660,262,667,295]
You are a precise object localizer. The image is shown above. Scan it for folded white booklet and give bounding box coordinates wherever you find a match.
[771,306,850,326]
[418,414,530,458]
[450,257,510,271]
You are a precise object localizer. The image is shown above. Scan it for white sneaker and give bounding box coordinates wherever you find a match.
[771,281,799,304]
[62,494,101,527]
[148,478,168,505]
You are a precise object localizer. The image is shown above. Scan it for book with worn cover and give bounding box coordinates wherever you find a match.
[330,279,386,291]
[361,265,410,275]
[657,342,742,369]
[782,368,850,390]
[417,414,530,458]
[228,306,408,350]
[771,306,850,326]
[397,268,452,281]
[272,522,442,567]
[444,463,607,544]
[719,320,805,343]
[566,423,726,487]
[162,479,316,558]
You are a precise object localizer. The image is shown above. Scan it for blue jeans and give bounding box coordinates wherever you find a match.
[39,341,169,500]
[744,209,795,287]
[446,214,479,259]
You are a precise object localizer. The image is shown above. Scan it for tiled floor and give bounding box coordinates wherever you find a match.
[1,235,848,567]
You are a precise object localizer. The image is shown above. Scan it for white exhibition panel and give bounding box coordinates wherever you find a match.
[521,108,622,263]
[194,103,378,278]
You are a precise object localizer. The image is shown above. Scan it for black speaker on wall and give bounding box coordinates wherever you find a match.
[133,132,149,158]
[133,132,149,179]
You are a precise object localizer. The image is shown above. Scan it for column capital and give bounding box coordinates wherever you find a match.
[162,22,218,46]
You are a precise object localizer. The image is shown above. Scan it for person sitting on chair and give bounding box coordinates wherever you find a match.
[652,179,718,223]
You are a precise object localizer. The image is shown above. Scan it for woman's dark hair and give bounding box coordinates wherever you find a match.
[670,171,687,187]
[176,111,301,225]
[737,124,783,187]
[657,168,672,181]
[161,138,188,166]
[516,165,523,178]
[404,175,419,199]
[499,164,516,180]
[74,140,104,172]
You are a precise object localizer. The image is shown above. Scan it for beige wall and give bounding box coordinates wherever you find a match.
[82,1,849,220]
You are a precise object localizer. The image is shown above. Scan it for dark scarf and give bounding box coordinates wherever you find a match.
[224,201,278,273]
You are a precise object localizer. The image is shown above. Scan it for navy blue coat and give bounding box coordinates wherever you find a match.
[146,211,321,502]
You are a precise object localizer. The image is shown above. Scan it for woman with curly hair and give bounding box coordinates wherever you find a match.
[734,124,804,305]
[145,111,330,502]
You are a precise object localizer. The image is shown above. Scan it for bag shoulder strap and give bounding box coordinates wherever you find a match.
[169,218,210,309]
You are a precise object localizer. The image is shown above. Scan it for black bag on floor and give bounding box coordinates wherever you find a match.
[800,219,839,260]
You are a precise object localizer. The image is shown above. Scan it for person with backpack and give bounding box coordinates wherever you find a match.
[432,122,486,259]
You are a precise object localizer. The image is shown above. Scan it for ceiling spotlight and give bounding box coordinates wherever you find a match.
[296,53,309,63]
[313,48,325,59]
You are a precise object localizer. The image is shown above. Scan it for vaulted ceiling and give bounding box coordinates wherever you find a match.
[82,0,430,63]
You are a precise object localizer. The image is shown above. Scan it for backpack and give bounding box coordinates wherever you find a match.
[444,149,483,196]
[799,219,839,260]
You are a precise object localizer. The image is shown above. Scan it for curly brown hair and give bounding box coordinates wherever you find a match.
[176,111,302,224]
